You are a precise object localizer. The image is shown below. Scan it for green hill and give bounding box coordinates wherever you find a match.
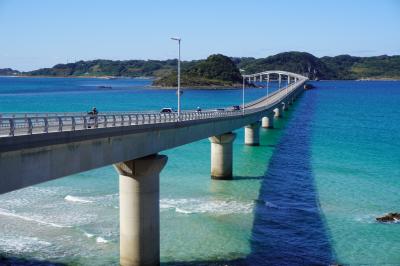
[236,52,400,80]
[153,54,245,87]
[321,55,400,79]
[26,59,179,78]
[236,52,336,80]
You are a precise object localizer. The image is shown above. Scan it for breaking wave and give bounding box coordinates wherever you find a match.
[0,208,71,228]
[160,198,254,215]
[64,195,94,203]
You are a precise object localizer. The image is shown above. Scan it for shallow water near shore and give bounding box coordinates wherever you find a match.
[0,77,399,265]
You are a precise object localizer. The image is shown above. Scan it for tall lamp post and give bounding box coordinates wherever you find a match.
[240,69,245,115]
[171,37,181,120]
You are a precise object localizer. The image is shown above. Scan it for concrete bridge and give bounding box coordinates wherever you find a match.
[0,71,307,266]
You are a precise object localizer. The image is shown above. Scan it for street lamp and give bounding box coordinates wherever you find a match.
[171,37,181,120]
[239,69,245,115]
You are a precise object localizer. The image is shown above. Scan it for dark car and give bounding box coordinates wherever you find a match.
[160,108,174,113]
[232,105,240,111]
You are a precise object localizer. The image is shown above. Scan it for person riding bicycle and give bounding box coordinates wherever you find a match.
[87,107,98,128]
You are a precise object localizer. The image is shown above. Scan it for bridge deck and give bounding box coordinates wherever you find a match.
[0,74,307,194]
[0,81,302,140]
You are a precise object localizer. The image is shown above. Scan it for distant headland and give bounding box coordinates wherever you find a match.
[1,52,399,87]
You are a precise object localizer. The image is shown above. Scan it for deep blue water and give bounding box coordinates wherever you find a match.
[248,88,333,265]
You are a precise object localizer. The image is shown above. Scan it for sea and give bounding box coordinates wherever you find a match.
[0,77,399,265]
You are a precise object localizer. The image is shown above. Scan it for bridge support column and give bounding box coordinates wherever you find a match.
[245,121,261,146]
[274,104,283,118]
[283,101,289,111]
[115,154,168,266]
[262,111,275,129]
[209,132,236,179]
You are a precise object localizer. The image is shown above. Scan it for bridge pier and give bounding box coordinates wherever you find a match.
[245,121,261,146]
[283,101,289,111]
[209,132,236,179]
[262,111,275,129]
[274,104,283,118]
[114,154,168,266]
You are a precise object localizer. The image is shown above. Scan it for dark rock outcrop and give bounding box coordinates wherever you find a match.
[376,213,400,223]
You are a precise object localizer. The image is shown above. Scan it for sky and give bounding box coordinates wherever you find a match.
[0,0,399,71]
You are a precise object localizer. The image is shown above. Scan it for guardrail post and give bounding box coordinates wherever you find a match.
[94,116,98,128]
[104,115,108,127]
[112,115,116,126]
[83,116,87,129]
[71,116,76,131]
[9,119,15,136]
[121,115,125,126]
[27,118,33,134]
[128,115,132,125]
[44,117,49,133]
[58,117,63,132]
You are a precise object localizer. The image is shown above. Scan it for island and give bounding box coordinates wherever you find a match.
[152,54,246,88]
[1,52,399,85]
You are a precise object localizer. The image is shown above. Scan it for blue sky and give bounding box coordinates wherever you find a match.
[0,0,399,71]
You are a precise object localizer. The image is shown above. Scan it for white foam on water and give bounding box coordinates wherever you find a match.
[0,186,65,208]
[64,195,94,203]
[0,235,51,253]
[0,208,71,228]
[96,237,108,243]
[264,201,279,208]
[175,207,193,214]
[354,213,381,224]
[160,198,254,215]
[84,232,94,238]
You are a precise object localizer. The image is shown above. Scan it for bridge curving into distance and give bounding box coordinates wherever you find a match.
[0,71,308,266]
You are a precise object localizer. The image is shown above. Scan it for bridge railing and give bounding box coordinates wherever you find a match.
[245,79,305,109]
[0,109,255,137]
[0,110,167,119]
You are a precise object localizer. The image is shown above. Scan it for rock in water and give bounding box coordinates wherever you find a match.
[376,213,400,223]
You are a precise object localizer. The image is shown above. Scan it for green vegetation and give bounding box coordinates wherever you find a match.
[26,59,180,78]
[236,52,400,80]
[2,52,400,85]
[153,54,244,87]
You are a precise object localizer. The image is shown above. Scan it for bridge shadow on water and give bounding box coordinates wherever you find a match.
[165,91,336,266]
[0,256,66,266]
[245,92,336,265]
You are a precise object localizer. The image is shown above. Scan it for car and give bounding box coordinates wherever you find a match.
[215,108,225,112]
[232,105,240,111]
[160,108,174,113]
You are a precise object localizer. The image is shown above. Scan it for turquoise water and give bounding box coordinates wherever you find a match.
[0,77,399,265]
[311,81,400,264]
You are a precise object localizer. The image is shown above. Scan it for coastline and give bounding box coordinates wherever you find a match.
[0,75,152,80]
[1,75,399,81]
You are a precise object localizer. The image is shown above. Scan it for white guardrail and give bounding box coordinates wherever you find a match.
[0,79,305,137]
